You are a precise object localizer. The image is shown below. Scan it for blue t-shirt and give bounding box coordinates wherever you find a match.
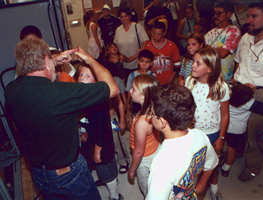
[179,58,193,80]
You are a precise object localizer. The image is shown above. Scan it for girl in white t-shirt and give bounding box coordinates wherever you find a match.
[185,47,230,199]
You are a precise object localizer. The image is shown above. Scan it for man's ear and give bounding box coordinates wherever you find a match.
[44,55,51,72]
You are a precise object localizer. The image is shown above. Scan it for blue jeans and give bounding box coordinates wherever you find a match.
[31,154,101,200]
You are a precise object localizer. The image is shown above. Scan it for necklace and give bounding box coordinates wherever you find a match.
[249,42,263,62]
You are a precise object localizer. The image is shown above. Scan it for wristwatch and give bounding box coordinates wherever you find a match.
[220,136,225,140]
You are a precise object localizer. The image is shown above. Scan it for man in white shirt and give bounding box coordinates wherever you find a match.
[234,2,263,182]
[146,85,218,200]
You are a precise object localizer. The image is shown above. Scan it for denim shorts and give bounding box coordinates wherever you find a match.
[31,154,101,200]
[96,158,118,183]
[207,131,220,145]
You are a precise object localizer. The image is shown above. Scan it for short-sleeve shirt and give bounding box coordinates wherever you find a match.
[143,39,180,85]
[185,77,230,135]
[114,22,149,70]
[228,99,254,134]
[5,76,110,168]
[234,33,263,87]
[98,15,121,45]
[205,25,241,82]
[179,58,193,80]
[146,128,218,200]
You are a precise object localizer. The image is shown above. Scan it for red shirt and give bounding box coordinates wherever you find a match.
[143,39,180,85]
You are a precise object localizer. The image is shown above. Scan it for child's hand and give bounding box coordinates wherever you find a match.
[80,133,88,142]
[120,54,127,62]
[128,168,136,184]
[213,138,224,154]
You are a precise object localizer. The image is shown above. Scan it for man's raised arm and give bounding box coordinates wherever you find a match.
[75,47,119,98]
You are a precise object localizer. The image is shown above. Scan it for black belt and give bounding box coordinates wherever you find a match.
[31,150,80,170]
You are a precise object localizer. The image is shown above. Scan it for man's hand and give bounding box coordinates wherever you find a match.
[54,49,77,65]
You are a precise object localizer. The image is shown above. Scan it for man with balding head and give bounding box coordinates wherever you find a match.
[5,38,119,199]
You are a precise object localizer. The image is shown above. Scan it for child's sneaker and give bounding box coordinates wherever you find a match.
[111,118,120,132]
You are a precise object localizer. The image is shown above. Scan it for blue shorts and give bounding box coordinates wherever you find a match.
[207,131,220,145]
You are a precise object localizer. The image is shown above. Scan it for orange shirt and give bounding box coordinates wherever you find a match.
[143,39,180,85]
[58,72,76,83]
[130,115,159,157]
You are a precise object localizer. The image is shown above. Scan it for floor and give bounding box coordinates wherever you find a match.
[15,131,263,200]
[96,154,263,200]
[93,125,263,200]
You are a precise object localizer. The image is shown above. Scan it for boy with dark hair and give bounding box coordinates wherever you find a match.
[19,25,42,40]
[146,85,218,200]
[143,21,180,85]
[125,49,156,91]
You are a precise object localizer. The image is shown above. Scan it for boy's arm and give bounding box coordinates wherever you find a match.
[128,116,149,182]
[196,169,213,194]
[75,48,119,98]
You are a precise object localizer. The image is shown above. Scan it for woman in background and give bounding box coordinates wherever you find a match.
[114,8,149,71]
[83,11,104,59]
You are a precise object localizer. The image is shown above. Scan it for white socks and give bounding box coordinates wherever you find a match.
[210,184,218,194]
[106,178,119,199]
[222,163,231,171]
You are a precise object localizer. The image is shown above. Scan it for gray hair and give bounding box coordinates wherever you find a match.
[16,38,50,76]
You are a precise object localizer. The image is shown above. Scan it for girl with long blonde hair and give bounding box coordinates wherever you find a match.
[185,47,230,199]
[128,74,159,197]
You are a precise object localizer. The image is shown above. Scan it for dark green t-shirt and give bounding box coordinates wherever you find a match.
[5,76,110,169]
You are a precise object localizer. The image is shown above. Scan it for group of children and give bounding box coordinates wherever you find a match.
[15,19,262,200]
[50,29,263,200]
